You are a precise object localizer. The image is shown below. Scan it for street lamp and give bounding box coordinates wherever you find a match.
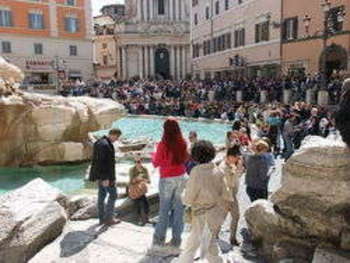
[318,0,346,90]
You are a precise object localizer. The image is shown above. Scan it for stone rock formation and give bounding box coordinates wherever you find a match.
[245,136,350,262]
[0,57,126,166]
[0,179,69,263]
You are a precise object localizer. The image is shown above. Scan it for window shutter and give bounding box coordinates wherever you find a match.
[282,20,287,40]
[8,11,13,26]
[76,18,80,32]
[28,13,33,28]
[242,28,245,46]
[255,24,259,43]
[64,17,69,31]
[293,17,298,39]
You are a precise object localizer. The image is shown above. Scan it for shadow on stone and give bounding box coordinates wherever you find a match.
[59,223,108,257]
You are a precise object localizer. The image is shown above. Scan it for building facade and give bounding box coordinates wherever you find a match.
[93,15,119,80]
[115,0,191,80]
[281,0,349,77]
[0,0,93,88]
[191,0,281,80]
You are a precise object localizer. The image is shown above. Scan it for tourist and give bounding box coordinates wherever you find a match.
[266,110,282,156]
[89,128,122,226]
[152,118,189,248]
[220,145,245,246]
[282,114,297,160]
[186,131,199,174]
[244,139,270,202]
[177,140,227,263]
[128,158,151,226]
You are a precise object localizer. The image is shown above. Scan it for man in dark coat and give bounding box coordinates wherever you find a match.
[89,128,122,225]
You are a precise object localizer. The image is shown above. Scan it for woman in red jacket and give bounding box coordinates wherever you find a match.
[152,117,189,248]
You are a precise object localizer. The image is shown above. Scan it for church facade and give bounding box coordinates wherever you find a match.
[116,0,191,80]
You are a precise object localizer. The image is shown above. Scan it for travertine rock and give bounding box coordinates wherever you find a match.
[245,136,350,262]
[0,92,125,166]
[0,179,68,263]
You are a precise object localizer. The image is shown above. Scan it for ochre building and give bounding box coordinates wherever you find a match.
[281,0,350,76]
[0,0,93,87]
[191,0,281,80]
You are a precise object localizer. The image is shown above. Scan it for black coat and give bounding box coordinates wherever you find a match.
[89,136,116,182]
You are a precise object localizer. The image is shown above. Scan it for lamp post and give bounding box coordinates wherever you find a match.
[320,0,331,90]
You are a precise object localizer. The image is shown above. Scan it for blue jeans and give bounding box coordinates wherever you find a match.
[283,135,294,160]
[98,183,117,223]
[153,175,186,247]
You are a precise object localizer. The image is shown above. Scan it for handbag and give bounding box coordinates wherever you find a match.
[128,180,148,200]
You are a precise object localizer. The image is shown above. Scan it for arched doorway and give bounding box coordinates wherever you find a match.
[154,48,170,79]
[319,44,348,78]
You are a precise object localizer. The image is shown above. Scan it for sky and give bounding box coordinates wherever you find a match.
[92,0,124,16]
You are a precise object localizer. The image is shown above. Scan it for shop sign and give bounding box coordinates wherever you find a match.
[25,59,53,71]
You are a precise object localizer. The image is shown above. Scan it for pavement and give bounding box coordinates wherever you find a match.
[31,158,283,263]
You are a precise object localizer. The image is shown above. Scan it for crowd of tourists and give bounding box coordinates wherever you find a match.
[59,75,343,119]
[89,92,339,261]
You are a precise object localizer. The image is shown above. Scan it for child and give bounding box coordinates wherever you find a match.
[128,158,151,226]
[219,145,245,246]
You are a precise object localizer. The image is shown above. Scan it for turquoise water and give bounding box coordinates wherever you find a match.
[96,117,230,145]
[0,117,230,195]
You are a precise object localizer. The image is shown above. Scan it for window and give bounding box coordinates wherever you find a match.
[34,43,43,54]
[2,41,11,53]
[0,9,12,27]
[238,0,243,4]
[192,43,200,58]
[102,43,108,49]
[205,6,210,20]
[192,0,198,7]
[66,0,75,6]
[158,0,165,15]
[103,55,108,66]
[255,21,270,43]
[215,1,220,15]
[225,0,229,10]
[234,28,245,47]
[65,16,79,33]
[69,45,78,56]
[282,17,298,40]
[194,13,198,25]
[28,12,44,29]
[328,6,345,33]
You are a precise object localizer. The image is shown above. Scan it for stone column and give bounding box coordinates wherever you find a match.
[144,0,148,21]
[306,89,316,104]
[260,90,268,104]
[171,0,175,20]
[150,0,154,21]
[182,45,186,79]
[317,90,329,106]
[176,46,181,80]
[144,46,149,79]
[121,46,128,80]
[283,89,291,105]
[138,46,144,79]
[137,0,142,21]
[170,45,176,79]
[150,46,155,77]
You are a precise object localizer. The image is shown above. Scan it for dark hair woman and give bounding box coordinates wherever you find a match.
[152,117,189,248]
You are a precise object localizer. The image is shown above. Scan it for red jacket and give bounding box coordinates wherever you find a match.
[152,142,186,178]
